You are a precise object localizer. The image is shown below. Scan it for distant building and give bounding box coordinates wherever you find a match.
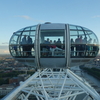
[9,77,19,85]
[9,74,30,85]
[0,84,14,96]
[18,74,30,82]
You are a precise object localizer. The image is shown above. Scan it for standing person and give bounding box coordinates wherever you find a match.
[75,35,80,56]
[45,38,49,44]
[79,36,83,56]
[57,38,61,43]
[27,36,32,56]
[56,38,61,48]
[43,38,50,56]
[87,38,92,56]
[50,40,53,44]
[22,35,27,56]
[54,40,56,44]
[82,37,87,56]
[45,38,50,49]
[92,39,98,56]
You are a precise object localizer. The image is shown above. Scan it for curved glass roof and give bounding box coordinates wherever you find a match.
[16,25,37,32]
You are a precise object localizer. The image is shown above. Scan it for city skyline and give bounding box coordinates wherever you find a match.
[0,0,100,54]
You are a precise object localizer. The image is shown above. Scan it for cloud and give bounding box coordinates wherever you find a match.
[15,15,45,23]
[92,15,100,18]
[2,42,9,44]
[19,15,32,20]
[15,15,32,20]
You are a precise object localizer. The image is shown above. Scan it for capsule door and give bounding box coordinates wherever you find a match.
[39,24,67,68]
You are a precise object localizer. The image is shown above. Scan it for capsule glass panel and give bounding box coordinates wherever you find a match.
[9,25,37,58]
[69,25,99,58]
[40,29,65,58]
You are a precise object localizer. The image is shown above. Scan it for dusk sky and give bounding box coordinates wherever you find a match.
[0,0,100,54]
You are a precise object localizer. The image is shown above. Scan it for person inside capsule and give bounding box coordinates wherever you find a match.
[21,35,27,56]
[70,35,99,57]
[49,39,63,56]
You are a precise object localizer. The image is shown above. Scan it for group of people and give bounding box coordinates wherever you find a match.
[42,38,63,56]
[44,38,62,44]
[13,35,98,57]
[71,35,98,56]
[21,35,33,56]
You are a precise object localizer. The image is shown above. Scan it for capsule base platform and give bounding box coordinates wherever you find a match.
[2,68,100,100]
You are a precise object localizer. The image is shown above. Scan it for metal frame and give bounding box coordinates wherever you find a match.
[66,24,70,68]
[2,68,100,100]
[35,24,40,68]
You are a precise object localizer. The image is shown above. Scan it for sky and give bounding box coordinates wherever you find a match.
[0,0,100,54]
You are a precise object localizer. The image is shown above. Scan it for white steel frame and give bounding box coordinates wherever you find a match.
[2,68,100,100]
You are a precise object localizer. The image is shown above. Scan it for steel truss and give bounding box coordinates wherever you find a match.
[2,68,100,100]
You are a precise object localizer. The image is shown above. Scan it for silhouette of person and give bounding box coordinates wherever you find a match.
[75,35,80,56]
[22,35,27,56]
[43,38,50,56]
[54,40,56,44]
[87,38,92,56]
[92,39,98,56]
[45,38,50,49]
[56,38,61,44]
[56,38,61,48]
[82,37,87,56]
[79,36,83,56]
[27,36,32,56]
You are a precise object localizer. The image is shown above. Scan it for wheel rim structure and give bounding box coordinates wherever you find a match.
[2,68,100,100]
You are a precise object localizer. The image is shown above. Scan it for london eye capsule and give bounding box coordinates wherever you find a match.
[9,23,99,69]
